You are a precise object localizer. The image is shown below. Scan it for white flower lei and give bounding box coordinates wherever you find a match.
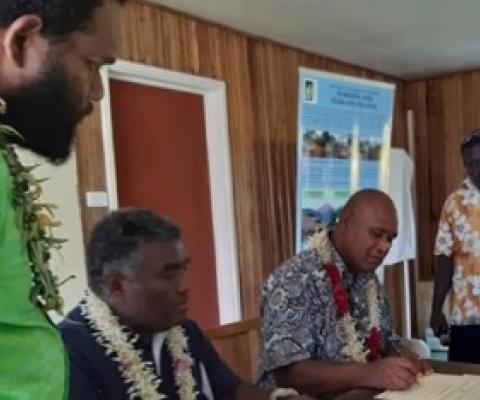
[81,290,198,399]
[308,228,381,362]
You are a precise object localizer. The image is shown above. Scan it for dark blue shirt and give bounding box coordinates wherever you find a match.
[59,306,241,400]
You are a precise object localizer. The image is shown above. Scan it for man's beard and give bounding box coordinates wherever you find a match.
[0,59,93,164]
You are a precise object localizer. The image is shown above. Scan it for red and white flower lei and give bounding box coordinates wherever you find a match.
[81,290,198,399]
[308,229,381,362]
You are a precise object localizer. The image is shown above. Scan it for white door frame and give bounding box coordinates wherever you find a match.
[99,59,242,324]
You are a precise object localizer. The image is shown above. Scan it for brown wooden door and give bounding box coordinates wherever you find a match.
[109,79,219,328]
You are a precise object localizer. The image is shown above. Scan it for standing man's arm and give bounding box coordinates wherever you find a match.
[430,255,454,336]
[430,194,456,337]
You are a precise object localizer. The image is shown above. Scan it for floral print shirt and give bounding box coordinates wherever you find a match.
[256,248,396,399]
[435,178,480,325]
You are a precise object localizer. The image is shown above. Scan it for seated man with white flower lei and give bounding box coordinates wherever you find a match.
[257,189,431,399]
[60,208,310,400]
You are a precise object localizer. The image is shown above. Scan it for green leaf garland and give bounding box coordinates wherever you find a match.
[0,98,68,314]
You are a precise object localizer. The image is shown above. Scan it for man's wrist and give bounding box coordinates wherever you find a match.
[350,362,372,388]
[269,388,299,400]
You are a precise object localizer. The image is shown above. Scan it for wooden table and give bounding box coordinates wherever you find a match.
[333,360,480,400]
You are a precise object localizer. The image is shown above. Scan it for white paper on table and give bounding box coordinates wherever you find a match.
[375,373,480,400]
[459,375,480,399]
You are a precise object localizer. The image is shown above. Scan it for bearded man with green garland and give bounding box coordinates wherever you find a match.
[0,1,126,398]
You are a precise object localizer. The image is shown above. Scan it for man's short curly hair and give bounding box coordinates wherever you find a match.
[87,208,181,296]
[0,0,127,38]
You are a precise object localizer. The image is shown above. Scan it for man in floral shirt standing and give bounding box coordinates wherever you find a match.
[258,190,430,399]
[431,128,480,363]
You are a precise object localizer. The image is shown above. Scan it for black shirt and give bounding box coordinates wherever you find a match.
[59,306,241,399]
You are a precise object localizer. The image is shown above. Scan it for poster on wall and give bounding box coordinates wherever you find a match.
[296,68,395,253]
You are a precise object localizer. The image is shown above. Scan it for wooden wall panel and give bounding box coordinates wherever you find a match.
[405,70,480,280]
[74,105,108,245]
[76,0,406,319]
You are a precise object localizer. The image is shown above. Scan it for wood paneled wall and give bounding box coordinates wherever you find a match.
[76,0,407,319]
[405,70,480,280]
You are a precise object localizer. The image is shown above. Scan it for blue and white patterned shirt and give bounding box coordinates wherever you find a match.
[257,248,397,398]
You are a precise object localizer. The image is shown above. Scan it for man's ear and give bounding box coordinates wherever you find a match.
[3,15,43,68]
[104,272,127,300]
[339,209,354,229]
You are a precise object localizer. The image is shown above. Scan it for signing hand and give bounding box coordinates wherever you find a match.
[362,356,421,390]
[392,344,433,376]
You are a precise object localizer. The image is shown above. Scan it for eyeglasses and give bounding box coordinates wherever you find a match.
[461,129,480,147]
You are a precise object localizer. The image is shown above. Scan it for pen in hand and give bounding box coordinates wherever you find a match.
[390,342,426,385]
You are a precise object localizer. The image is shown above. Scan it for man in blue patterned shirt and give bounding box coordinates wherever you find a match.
[257,190,430,399]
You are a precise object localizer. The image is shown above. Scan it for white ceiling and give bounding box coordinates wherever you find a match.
[151,0,480,79]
